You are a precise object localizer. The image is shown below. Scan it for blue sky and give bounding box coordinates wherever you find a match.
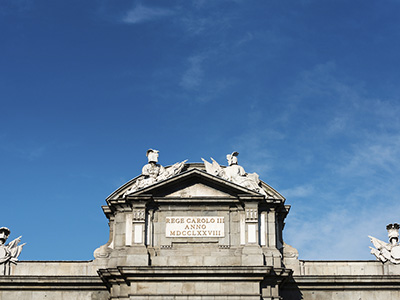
[2,0,400,261]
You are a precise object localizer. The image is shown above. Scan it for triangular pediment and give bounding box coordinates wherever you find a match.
[107,165,285,202]
[164,182,234,198]
[126,168,262,199]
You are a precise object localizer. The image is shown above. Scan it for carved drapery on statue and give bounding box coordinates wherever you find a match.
[124,149,187,196]
[202,152,267,196]
[369,223,400,264]
[0,227,25,275]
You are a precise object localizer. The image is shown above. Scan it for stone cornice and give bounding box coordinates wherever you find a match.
[0,276,106,290]
[98,266,292,290]
[285,275,400,290]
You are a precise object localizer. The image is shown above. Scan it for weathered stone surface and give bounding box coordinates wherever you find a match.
[0,275,108,300]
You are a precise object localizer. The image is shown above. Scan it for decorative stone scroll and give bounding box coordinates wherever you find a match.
[369,223,400,264]
[124,149,187,196]
[0,227,25,275]
[202,152,267,196]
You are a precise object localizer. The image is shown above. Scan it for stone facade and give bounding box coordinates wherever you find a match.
[1,156,400,300]
[94,163,290,299]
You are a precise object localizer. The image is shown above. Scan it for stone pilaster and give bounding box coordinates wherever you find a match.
[125,205,149,266]
[241,200,264,266]
[263,207,283,268]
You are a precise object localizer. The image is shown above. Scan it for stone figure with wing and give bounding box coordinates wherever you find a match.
[0,227,25,275]
[369,223,400,264]
[202,152,267,196]
[125,149,187,196]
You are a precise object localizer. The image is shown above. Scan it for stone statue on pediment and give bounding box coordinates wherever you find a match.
[0,227,25,275]
[202,152,267,196]
[141,149,166,185]
[369,223,400,264]
[124,149,187,196]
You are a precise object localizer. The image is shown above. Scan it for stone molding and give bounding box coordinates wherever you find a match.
[0,275,107,291]
[285,275,400,290]
[98,265,291,287]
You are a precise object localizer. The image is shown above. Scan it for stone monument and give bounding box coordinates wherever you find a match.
[94,149,290,299]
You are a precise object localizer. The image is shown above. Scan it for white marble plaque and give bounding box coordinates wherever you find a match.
[240,214,245,245]
[166,216,224,237]
[134,224,143,243]
[125,214,132,246]
[260,213,266,246]
[248,223,257,243]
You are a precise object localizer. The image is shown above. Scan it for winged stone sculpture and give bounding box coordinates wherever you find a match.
[157,160,188,181]
[0,227,25,275]
[369,223,400,264]
[124,149,187,196]
[202,152,267,196]
[202,157,225,177]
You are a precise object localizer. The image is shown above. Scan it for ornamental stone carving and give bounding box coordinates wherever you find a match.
[202,152,267,196]
[246,208,258,222]
[133,209,146,222]
[369,223,400,264]
[124,149,187,196]
[0,227,25,275]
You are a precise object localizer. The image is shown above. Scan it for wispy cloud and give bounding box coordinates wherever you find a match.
[191,0,244,10]
[337,133,400,177]
[195,78,232,103]
[285,70,400,259]
[180,16,210,35]
[326,116,348,134]
[177,0,240,36]
[0,133,47,161]
[122,4,174,24]
[180,14,233,36]
[180,54,206,90]
[290,61,357,96]
[281,184,315,198]
[287,200,400,260]
[1,143,46,161]
[225,61,400,260]
[230,129,285,176]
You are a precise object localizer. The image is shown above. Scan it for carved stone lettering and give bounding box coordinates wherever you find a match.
[165,217,224,237]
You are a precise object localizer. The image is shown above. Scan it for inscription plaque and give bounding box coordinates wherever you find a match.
[166,217,224,237]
